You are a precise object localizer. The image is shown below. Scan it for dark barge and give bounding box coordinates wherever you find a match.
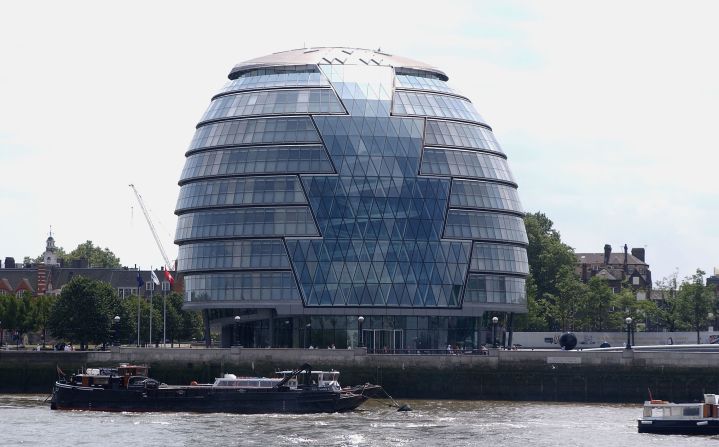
[50,363,368,414]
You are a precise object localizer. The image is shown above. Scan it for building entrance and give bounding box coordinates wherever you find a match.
[362,329,403,352]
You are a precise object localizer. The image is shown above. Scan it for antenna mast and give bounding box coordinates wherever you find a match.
[129,184,173,270]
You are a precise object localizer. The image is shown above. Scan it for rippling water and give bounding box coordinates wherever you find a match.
[2,395,718,446]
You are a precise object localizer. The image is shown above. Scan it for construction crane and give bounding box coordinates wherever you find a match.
[129,183,175,349]
[129,183,173,271]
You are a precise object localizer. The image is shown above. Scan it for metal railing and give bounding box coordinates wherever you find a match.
[366,348,490,355]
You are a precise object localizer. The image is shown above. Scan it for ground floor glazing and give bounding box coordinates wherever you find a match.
[211,312,509,351]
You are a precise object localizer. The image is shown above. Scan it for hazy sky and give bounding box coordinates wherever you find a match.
[1,0,717,282]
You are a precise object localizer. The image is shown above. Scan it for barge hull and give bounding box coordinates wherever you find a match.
[638,419,719,435]
[51,383,367,414]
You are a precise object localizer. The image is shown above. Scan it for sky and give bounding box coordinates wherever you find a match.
[0,0,717,282]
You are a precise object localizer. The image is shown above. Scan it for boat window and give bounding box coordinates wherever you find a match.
[260,381,272,387]
[683,406,701,417]
[651,407,663,418]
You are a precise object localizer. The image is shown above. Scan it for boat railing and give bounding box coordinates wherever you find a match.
[367,348,490,356]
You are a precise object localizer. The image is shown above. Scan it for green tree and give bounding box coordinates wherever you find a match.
[0,292,34,347]
[33,241,120,268]
[522,212,577,330]
[514,276,549,330]
[119,293,202,347]
[676,269,714,344]
[652,273,683,332]
[48,276,120,350]
[543,266,587,331]
[161,293,183,347]
[119,295,156,346]
[176,298,203,343]
[581,276,614,331]
[610,287,639,329]
[0,294,19,346]
[28,294,56,348]
[67,241,121,268]
[524,212,577,299]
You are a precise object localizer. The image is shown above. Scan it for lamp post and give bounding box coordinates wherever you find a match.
[234,316,241,347]
[305,323,311,348]
[492,316,499,348]
[284,320,290,348]
[625,317,633,350]
[113,315,121,347]
[358,316,365,348]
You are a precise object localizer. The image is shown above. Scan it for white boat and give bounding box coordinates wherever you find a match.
[638,394,719,435]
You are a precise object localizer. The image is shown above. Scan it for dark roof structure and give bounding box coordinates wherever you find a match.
[576,253,647,266]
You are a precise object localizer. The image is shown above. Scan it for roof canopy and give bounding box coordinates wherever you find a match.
[229,47,448,81]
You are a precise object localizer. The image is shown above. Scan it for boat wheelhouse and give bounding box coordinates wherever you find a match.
[275,370,341,391]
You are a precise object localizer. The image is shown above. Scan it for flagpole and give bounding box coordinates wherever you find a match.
[149,266,153,348]
[163,291,166,349]
[137,267,141,347]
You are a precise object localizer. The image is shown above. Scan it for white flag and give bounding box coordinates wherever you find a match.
[151,270,160,286]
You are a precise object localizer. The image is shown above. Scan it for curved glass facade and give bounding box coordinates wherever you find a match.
[179,146,334,182]
[175,48,528,350]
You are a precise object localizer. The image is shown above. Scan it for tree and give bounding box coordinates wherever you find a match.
[676,269,714,344]
[524,212,577,299]
[0,294,19,347]
[119,293,202,347]
[67,241,121,268]
[48,276,120,350]
[33,240,120,268]
[0,292,34,347]
[522,212,577,330]
[175,295,203,343]
[514,276,550,331]
[161,293,183,347]
[28,294,56,348]
[543,266,587,331]
[581,276,614,331]
[652,273,684,332]
[609,287,640,330]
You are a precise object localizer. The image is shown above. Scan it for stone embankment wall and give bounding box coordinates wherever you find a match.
[2,347,718,403]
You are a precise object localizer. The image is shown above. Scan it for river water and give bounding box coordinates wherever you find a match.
[2,395,717,446]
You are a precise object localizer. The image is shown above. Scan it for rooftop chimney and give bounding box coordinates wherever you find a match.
[623,244,629,276]
[603,244,611,265]
[631,247,645,262]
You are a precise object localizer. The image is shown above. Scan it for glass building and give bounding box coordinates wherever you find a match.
[175,48,528,350]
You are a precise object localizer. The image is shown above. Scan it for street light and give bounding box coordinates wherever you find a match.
[492,316,499,348]
[625,317,633,350]
[113,315,121,347]
[358,316,365,348]
[234,316,241,347]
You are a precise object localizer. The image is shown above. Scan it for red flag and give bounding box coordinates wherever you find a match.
[164,269,174,286]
